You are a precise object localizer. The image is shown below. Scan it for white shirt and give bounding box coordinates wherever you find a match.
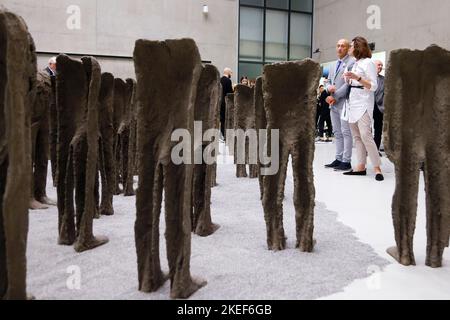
[346,58,378,123]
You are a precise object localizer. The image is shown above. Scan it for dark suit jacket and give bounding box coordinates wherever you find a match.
[221,76,233,98]
[374,75,385,113]
[319,90,331,116]
[45,66,56,77]
[220,76,233,113]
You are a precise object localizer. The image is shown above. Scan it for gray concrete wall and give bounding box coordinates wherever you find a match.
[313,0,450,64]
[3,0,238,80]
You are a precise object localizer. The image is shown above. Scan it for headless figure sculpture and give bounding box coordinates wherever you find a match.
[192,64,221,237]
[0,7,36,300]
[97,72,115,216]
[262,59,321,252]
[254,77,267,200]
[134,38,206,299]
[56,54,109,252]
[29,71,56,210]
[233,85,258,179]
[384,45,450,268]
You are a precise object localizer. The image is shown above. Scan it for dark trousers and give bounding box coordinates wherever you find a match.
[318,112,333,137]
[373,106,384,150]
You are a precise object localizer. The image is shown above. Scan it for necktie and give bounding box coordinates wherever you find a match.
[336,60,342,74]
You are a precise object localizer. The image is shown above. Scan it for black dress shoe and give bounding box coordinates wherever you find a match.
[375,173,385,181]
[334,162,352,171]
[343,170,367,176]
[325,160,341,168]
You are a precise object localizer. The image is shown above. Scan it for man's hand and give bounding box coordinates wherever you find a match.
[326,96,336,106]
[328,85,337,94]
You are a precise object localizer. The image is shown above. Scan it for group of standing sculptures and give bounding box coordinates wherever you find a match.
[0,7,141,299]
[1,7,449,301]
[54,54,139,252]
[37,56,138,252]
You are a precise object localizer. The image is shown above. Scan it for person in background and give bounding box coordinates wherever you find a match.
[249,79,256,88]
[45,57,57,76]
[324,39,355,171]
[316,85,323,137]
[373,60,385,152]
[240,76,249,86]
[318,85,333,142]
[342,36,384,181]
[220,68,234,141]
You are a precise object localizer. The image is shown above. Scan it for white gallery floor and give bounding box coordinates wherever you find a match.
[27,142,450,300]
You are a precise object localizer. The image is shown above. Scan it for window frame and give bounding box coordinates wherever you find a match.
[238,0,314,79]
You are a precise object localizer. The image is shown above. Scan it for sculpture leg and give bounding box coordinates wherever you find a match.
[192,162,203,230]
[387,156,420,266]
[258,172,265,201]
[164,162,206,299]
[248,139,258,179]
[115,135,123,195]
[125,123,136,196]
[193,154,219,237]
[423,150,448,268]
[249,164,259,179]
[235,139,247,178]
[236,164,247,178]
[1,157,29,300]
[292,140,315,252]
[99,136,115,216]
[29,122,48,210]
[73,134,108,252]
[121,128,130,195]
[135,159,166,292]
[49,94,58,187]
[72,135,87,238]
[94,166,100,219]
[0,159,8,298]
[34,115,54,206]
[262,142,289,251]
[257,131,268,201]
[58,145,76,245]
[210,162,217,188]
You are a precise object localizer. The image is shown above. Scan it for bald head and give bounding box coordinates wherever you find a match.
[223,68,233,78]
[48,56,57,72]
[336,39,350,59]
[374,60,384,74]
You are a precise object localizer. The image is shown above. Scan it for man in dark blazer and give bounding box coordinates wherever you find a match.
[45,57,57,76]
[220,67,233,140]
